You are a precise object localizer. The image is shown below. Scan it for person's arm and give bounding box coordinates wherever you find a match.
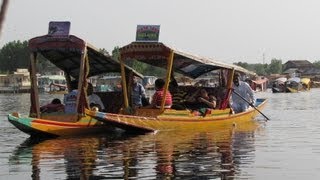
[198,97,216,109]
[95,95,105,110]
[140,84,146,98]
[144,92,157,108]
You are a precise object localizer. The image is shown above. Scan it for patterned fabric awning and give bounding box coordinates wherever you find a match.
[120,42,254,78]
[29,35,141,79]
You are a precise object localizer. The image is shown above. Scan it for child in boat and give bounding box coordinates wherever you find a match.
[146,78,172,109]
[40,98,64,113]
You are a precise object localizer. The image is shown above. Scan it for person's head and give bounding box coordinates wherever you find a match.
[199,88,208,98]
[70,80,78,91]
[132,75,139,85]
[155,78,165,90]
[51,98,61,104]
[169,79,179,93]
[87,83,93,95]
[233,72,241,86]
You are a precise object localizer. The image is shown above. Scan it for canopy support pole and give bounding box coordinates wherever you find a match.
[220,68,235,109]
[76,45,88,115]
[30,52,40,118]
[160,50,174,111]
[119,53,129,108]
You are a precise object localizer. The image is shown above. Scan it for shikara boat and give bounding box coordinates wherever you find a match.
[86,40,268,133]
[300,78,311,91]
[7,24,140,137]
[271,77,287,93]
[272,77,311,93]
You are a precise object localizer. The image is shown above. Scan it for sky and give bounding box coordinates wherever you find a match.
[2,0,320,64]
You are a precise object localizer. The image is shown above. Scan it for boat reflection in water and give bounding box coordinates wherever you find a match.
[9,120,262,179]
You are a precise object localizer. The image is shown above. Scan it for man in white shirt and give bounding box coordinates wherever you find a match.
[87,83,105,111]
[230,73,255,113]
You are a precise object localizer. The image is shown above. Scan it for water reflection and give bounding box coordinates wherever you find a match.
[9,121,261,179]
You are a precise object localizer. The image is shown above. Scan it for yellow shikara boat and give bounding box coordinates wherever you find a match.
[300,78,311,91]
[86,37,268,133]
[7,22,140,137]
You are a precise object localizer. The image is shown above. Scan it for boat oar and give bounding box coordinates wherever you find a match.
[232,89,270,121]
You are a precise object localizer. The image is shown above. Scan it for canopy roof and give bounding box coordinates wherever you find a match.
[29,35,141,79]
[300,78,310,85]
[119,42,254,79]
[287,77,300,83]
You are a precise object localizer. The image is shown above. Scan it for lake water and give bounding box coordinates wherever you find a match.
[1,89,320,179]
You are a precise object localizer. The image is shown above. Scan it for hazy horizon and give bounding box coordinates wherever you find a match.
[2,0,320,64]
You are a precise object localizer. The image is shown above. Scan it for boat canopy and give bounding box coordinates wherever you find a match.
[119,42,254,79]
[287,77,300,83]
[29,35,141,79]
[275,77,287,83]
[300,78,310,85]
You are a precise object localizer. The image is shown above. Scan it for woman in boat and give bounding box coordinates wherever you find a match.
[146,78,172,109]
[196,89,217,109]
[184,88,217,116]
[40,98,65,113]
[169,78,188,110]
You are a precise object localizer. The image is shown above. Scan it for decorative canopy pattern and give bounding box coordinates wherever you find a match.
[120,42,255,79]
[29,35,141,79]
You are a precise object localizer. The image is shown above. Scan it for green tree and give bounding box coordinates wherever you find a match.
[253,63,267,75]
[313,61,320,69]
[111,47,120,62]
[0,40,29,73]
[267,58,282,74]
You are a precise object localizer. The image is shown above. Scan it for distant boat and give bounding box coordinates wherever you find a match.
[272,77,287,93]
[272,77,311,93]
[37,75,67,94]
[285,77,301,93]
[249,76,268,92]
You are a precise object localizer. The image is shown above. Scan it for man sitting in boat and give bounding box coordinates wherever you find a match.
[87,83,105,111]
[64,80,78,113]
[145,78,172,109]
[230,72,255,113]
[40,98,65,113]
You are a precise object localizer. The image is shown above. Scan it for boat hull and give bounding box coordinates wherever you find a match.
[87,99,268,133]
[8,112,111,137]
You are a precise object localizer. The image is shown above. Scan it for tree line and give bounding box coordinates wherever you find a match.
[1,40,320,76]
